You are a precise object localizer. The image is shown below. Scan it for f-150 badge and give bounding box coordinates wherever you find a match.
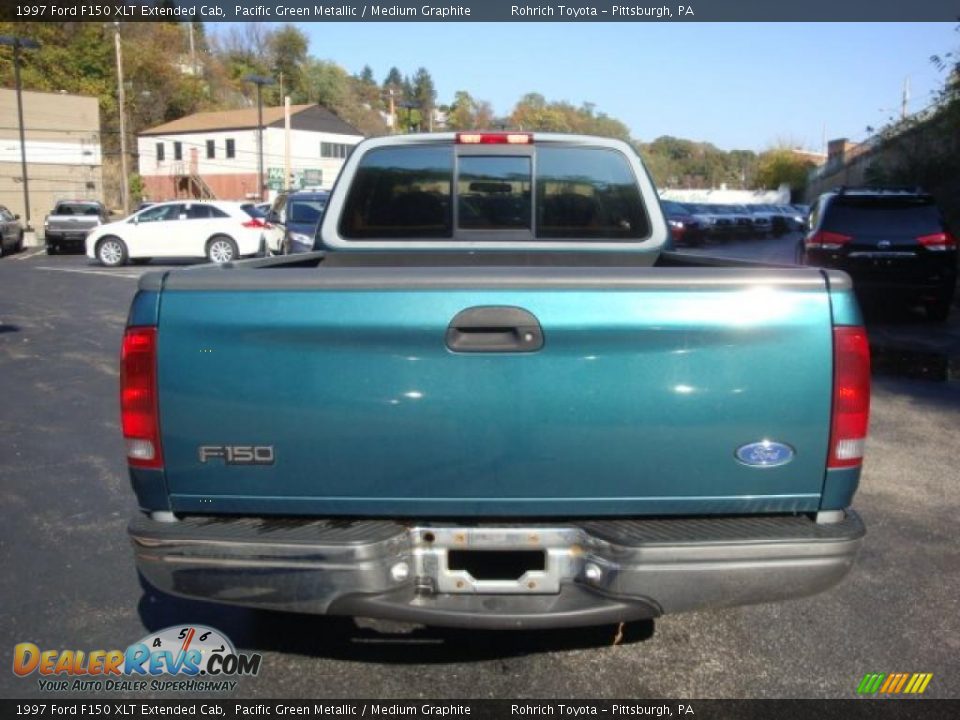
[198,446,275,465]
[735,441,794,467]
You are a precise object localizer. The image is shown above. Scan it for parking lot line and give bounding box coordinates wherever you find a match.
[34,266,143,279]
[11,248,46,261]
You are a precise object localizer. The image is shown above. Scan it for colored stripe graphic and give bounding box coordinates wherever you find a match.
[905,673,933,694]
[858,673,932,695]
[893,674,909,693]
[857,673,885,694]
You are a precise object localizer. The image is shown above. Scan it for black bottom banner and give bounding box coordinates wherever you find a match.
[4,700,959,720]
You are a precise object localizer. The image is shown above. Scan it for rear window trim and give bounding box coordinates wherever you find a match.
[328,137,663,251]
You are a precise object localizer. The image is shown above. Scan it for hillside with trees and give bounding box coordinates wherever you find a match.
[0,20,815,206]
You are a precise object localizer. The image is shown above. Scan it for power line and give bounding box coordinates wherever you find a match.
[2,130,349,165]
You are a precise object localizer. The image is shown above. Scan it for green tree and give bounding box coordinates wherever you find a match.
[383,66,403,89]
[266,24,308,103]
[412,67,436,129]
[299,59,386,136]
[355,64,381,108]
[755,149,815,192]
[509,93,569,131]
[129,173,144,201]
[447,90,478,130]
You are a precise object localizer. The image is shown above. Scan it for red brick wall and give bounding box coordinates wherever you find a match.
[141,173,262,202]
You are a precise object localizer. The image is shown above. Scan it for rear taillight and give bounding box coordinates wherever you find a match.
[121,327,162,469]
[828,326,870,469]
[917,232,957,251]
[805,230,852,250]
[456,132,532,145]
[242,218,266,229]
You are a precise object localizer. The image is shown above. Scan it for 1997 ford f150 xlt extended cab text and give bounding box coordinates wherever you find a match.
[123,133,868,629]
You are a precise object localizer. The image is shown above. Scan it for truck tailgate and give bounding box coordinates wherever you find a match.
[155,266,833,516]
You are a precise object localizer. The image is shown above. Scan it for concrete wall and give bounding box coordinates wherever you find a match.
[805,108,960,234]
[0,89,103,228]
[805,139,878,200]
[660,186,791,205]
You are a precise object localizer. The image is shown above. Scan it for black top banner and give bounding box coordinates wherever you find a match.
[3,0,959,22]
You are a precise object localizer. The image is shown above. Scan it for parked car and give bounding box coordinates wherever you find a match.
[265,190,330,254]
[767,205,806,235]
[722,204,757,236]
[791,204,811,231]
[744,204,775,236]
[0,205,25,257]
[44,200,110,255]
[661,200,705,246]
[241,202,268,220]
[684,203,732,239]
[86,200,265,267]
[798,187,957,320]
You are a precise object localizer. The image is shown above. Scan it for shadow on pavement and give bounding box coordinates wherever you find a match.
[137,578,655,663]
[861,297,960,381]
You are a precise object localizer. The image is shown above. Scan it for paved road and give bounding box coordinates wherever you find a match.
[1,249,958,700]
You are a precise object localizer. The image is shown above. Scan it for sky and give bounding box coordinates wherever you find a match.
[271,21,960,153]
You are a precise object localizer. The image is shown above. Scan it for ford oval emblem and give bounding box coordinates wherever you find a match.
[735,440,795,467]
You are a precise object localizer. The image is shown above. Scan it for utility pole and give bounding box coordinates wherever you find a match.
[901,76,910,120]
[388,87,396,132]
[0,34,41,230]
[244,74,275,201]
[284,96,291,191]
[188,23,197,76]
[114,22,129,215]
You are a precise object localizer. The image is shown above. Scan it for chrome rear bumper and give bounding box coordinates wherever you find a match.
[130,511,865,629]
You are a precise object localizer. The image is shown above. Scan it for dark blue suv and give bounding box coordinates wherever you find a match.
[799,188,957,320]
[266,190,330,254]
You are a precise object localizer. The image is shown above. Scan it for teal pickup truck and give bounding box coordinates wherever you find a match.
[122,133,869,629]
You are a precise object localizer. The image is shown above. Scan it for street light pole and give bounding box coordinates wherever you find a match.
[243,74,275,202]
[114,22,129,215]
[256,82,263,200]
[0,35,41,230]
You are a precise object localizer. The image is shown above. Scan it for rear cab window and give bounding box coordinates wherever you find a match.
[337,142,650,244]
[54,202,101,216]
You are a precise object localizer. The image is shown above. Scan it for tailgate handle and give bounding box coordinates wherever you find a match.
[446,306,544,353]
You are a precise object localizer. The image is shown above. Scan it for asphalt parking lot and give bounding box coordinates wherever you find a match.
[1,246,958,700]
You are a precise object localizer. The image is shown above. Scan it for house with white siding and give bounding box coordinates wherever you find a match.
[137,105,363,202]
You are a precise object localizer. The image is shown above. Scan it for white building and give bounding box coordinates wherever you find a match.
[137,104,363,202]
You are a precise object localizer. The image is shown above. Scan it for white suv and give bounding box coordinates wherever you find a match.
[86,200,266,267]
